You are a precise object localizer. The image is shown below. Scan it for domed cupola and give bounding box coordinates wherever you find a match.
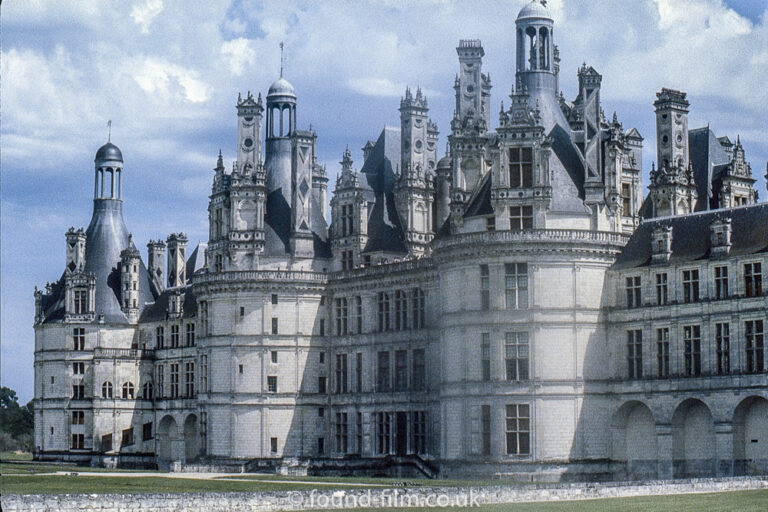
[517,0,553,21]
[267,77,296,99]
[266,75,297,139]
[95,142,123,163]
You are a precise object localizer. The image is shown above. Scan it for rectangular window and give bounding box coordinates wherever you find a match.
[335,353,348,394]
[486,216,496,231]
[377,351,390,391]
[318,376,326,394]
[745,262,762,298]
[270,437,278,453]
[657,328,669,378]
[74,289,88,314]
[170,363,179,398]
[271,350,278,364]
[184,361,195,397]
[627,329,643,379]
[214,208,223,239]
[412,289,425,329]
[621,183,631,217]
[412,348,426,391]
[267,375,278,393]
[505,332,530,381]
[655,273,668,305]
[199,301,209,336]
[341,203,354,237]
[72,384,85,400]
[716,322,730,375]
[155,326,164,349]
[394,291,408,331]
[505,263,529,309]
[626,276,641,308]
[715,266,729,300]
[377,292,390,332]
[356,296,363,334]
[335,412,349,454]
[121,427,134,448]
[394,350,408,391]
[505,404,531,455]
[481,405,491,455]
[509,205,533,230]
[335,297,348,336]
[170,324,179,348]
[71,433,85,450]
[412,411,427,455]
[480,264,490,310]
[682,269,700,303]
[319,407,324,417]
[185,323,195,347]
[683,325,702,376]
[509,147,533,188]
[271,294,278,305]
[481,333,491,382]
[356,412,363,454]
[317,437,325,454]
[320,319,325,337]
[73,362,85,375]
[376,412,391,454]
[73,327,86,351]
[101,434,113,453]
[271,317,278,335]
[746,319,764,374]
[72,410,85,425]
[341,250,354,271]
[143,422,153,441]
[356,352,363,392]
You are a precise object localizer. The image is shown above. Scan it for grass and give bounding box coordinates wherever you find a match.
[0,461,156,475]
[223,473,525,487]
[0,451,33,461]
[0,474,372,495]
[331,490,768,511]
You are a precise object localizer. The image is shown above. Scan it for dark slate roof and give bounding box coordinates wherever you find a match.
[186,242,208,276]
[548,124,590,214]
[264,190,291,256]
[613,203,768,270]
[41,199,158,324]
[689,127,731,211]
[138,286,197,323]
[362,192,408,254]
[95,142,123,162]
[464,171,493,218]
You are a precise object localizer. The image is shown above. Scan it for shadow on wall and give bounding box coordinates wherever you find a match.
[569,279,768,481]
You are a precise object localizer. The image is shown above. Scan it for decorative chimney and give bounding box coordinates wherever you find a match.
[651,224,673,264]
[709,216,732,258]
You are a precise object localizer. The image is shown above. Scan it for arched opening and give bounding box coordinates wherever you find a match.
[733,396,768,475]
[517,28,524,72]
[672,398,715,477]
[156,415,178,470]
[184,414,200,463]
[538,27,550,70]
[526,26,538,71]
[611,401,657,480]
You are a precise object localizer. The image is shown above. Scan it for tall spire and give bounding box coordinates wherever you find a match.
[279,42,284,78]
[107,120,112,142]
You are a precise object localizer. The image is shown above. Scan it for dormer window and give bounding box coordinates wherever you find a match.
[73,289,88,314]
[341,204,354,237]
[509,147,533,188]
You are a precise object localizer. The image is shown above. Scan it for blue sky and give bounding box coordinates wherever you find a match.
[2,0,767,403]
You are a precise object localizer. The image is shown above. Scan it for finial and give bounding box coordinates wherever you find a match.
[279,42,284,77]
[107,120,112,142]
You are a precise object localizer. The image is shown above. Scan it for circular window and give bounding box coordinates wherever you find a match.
[662,135,669,144]
[466,84,474,93]
[244,138,253,148]
[676,133,683,143]
[415,140,423,149]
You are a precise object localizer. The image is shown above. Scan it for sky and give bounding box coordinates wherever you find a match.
[2,0,767,403]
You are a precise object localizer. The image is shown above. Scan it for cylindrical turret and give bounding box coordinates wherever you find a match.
[264,76,297,204]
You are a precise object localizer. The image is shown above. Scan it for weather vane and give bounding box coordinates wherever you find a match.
[280,42,284,77]
[107,120,112,142]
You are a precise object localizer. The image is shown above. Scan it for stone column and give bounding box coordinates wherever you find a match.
[715,422,734,477]
[656,423,674,479]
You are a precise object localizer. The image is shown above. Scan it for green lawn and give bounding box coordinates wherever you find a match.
[224,473,524,487]
[0,474,369,494]
[0,461,156,475]
[0,451,33,461]
[332,490,768,511]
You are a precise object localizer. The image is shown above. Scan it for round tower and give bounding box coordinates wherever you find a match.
[515,1,555,90]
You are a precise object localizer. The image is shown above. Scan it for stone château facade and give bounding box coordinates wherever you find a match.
[33,1,768,480]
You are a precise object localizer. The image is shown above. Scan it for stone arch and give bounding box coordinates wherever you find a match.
[156,414,179,470]
[733,396,768,475]
[671,398,715,477]
[184,413,200,463]
[611,401,657,480]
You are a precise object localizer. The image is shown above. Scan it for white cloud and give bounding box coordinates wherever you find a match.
[223,17,247,34]
[221,38,256,76]
[131,0,164,34]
